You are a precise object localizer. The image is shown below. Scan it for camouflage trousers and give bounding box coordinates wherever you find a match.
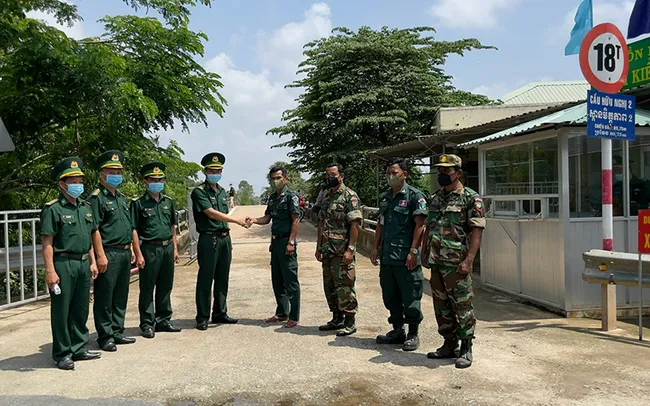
[322,256,358,314]
[430,264,475,340]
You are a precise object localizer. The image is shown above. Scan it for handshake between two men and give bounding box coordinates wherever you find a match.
[231,216,259,229]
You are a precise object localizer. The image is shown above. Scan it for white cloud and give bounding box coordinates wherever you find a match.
[257,2,332,80]
[26,1,85,39]
[429,0,520,29]
[160,4,333,194]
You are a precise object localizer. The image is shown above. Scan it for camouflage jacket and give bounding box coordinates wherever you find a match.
[425,183,486,265]
[318,183,363,258]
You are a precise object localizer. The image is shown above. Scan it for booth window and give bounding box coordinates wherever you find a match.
[485,137,559,218]
[569,136,624,218]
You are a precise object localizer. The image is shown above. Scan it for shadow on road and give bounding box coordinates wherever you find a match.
[0,343,53,372]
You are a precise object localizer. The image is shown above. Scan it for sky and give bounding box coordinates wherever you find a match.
[29,0,638,194]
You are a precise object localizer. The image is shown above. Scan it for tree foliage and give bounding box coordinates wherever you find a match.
[259,160,308,202]
[0,0,224,209]
[236,180,258,206]
[268,26,495,204]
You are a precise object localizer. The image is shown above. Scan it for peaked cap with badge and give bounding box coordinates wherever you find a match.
[97,150,124,169]
[52,156,85,180]
[140,162,166,178]
[201,152,225,169]
[433,154,462,168]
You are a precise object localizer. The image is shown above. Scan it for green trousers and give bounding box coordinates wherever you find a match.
[270,238,300,321]
[195,233,232,323]
[138,243,174,330]
[379,263,424,327]
[322,256,358,314]
[93,248,131,346]
[430,264,476,340]
[50,256,91,362]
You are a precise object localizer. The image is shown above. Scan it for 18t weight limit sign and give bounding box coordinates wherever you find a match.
[580,23,629,94]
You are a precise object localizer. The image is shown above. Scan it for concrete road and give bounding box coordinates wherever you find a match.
[1,205,650,406]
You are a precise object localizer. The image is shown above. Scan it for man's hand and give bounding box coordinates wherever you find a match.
[406,252,417,271]
[457,257,473,275]
[237,218,250,228]
[343,248,354,265]
[245,217,255,227]
[90,264,99,280]
[370,248,379,266]
[45,269,60,291]
[97,254,108,273]
[131,251,136,265]
[315,250,323,262]
[174,249,180,263]
[136,254,145,269]
[285,244,295,256]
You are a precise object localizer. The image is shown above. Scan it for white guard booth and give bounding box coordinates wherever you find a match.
[459,102,650,316]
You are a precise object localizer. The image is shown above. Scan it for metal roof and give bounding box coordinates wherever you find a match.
[0,118,14,152]
[370,102,580,159]
[458,103,650,148]
[499,81,590,105]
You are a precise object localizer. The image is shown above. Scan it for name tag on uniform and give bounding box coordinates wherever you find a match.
[106,201,114,206]
[61,215,73,220]
[162,205,169,209]
[399,200,408,207]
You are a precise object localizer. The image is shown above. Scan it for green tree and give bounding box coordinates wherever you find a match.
[259,161,309,201]
[268,26,495,204]
[236,180,258,206]
[0,0,224,210]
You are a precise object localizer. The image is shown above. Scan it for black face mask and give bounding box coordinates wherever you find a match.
[326,176,340,188]
[437,173,452,187]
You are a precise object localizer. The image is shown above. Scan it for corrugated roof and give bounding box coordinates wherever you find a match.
[0,117,14,152]
[500,80,590,105]
[458,103,650,148]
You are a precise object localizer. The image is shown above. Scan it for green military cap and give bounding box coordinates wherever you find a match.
[97,150,124,170]
[52,156,85,180]
[433,154,462,168]
[140,161,166,178]
[201,152,225,169]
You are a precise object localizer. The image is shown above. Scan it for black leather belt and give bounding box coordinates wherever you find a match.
[202,231,230,237]
[142,239,172,246]
[104,244,131,250]
[55,252,89,260]
[272,233,290,240]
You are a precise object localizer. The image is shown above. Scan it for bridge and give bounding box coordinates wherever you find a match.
[1,206,650,405]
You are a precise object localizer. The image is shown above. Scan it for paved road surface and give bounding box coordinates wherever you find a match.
[1,205,650,405]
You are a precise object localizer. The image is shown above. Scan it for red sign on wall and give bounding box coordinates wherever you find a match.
[638,210,650,253]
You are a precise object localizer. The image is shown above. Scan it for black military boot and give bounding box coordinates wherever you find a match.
[426,338,460,359]
[376,325,406,344]
[318,311,344,331]
[336,313,357,336]
[402,324,420,352]
[455,339,473,369]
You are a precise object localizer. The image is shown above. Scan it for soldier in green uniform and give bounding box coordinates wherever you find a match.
[247,166,301,328]
[41,157,102,370]
[316,163,363,336]
[131,162,181,338]
[422,154,485,369]
[89,150,137,352]
[371,157,427,351]
[191,152,250,330]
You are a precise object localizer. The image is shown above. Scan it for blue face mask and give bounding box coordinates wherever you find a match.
[207,174,222,184]
[105,174,123,188]
[147,183,164,194]
[66,184,84,199]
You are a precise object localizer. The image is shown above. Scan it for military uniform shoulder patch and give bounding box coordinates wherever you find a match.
[292,195,299,207]
[45,199,58,206]
[417,197,427,210]
[474,197,484,212]
[350,195,360,209]
[91,189,101,197]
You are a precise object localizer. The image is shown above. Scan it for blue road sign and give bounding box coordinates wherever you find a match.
[587,90,636,140]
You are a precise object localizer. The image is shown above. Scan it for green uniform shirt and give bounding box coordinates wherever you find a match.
[89,186,133,246]
[318,183,363,257]
[265,185,300,235]
[40,194,97,254]
[130,193,177,241]
[377,183,427,265]
[425,183,486,266]
[191,182,229,233]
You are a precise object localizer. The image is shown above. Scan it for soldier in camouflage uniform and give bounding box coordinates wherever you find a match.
[316,163,363,336]
[422,154,485,369]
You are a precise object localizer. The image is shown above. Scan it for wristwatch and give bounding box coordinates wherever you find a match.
[288,240,295,246]
[410,247,419,255]
[348,245,356,252]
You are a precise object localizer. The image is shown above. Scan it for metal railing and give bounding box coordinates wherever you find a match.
[1,210,47,311]
[176,209,188,233]
[361,206,379,231]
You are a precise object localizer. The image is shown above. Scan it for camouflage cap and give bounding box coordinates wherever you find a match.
[433,154,462,168]
[140,161,166,178]
[97,150,124,169]
[53,156,85,180]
